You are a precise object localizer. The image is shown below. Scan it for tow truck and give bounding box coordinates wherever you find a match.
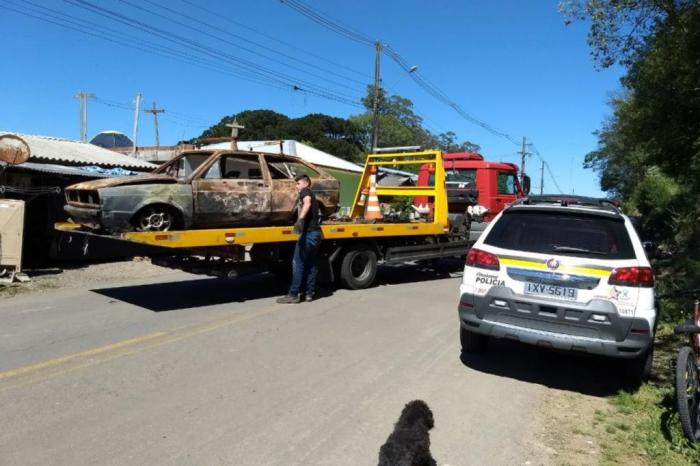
[56,149,476,290]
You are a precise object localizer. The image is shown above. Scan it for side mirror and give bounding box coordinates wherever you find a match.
[523,175,531,195]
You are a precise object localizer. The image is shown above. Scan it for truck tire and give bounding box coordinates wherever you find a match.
[460,327,487,353]
[339,245,377,290]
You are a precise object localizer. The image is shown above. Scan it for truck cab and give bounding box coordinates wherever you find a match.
[415,151,529,240]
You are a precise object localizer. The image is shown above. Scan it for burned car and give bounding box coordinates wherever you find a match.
[64,150,340,232]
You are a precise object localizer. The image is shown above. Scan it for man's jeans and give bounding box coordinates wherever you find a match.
[289,229,322,296]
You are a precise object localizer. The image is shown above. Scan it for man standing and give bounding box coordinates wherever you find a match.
[276,174,322,303]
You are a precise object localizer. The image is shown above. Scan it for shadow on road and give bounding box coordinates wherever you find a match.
[460,338,638,396]
[91,259,464,311]
[92,274,296,312]
[375,258,464,286]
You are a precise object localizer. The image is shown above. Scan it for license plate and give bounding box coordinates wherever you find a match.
[524,282,578,300]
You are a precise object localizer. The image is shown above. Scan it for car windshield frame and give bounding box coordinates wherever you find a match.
[155,151,214,179]
[483,209,636,260]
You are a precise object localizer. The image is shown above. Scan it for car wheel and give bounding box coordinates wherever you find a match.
[623,346,653,386]
[460,326,487,353]
[133,205,180,232]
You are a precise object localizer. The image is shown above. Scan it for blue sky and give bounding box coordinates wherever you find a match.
[0,0,624,196]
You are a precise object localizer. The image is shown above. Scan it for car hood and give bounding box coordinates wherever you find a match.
[67,174,178,190]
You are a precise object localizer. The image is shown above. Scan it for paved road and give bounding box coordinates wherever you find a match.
[0,263,548,466]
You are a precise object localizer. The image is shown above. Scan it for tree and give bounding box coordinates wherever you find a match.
[353,85,478,153]
[566,0,700,291]
[194,109,364,163]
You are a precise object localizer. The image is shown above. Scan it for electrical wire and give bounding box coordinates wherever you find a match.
[178,0,369,79]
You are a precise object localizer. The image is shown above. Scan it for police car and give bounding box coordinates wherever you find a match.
[458,196,656,382]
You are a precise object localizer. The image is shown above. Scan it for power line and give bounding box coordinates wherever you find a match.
[118,0,366,93]
[530,145,564,194]
[142,0,369,88]
[4,0,365,108]
[177,0,369,79]
[66,0,361,104]
[279,0,375,46]
[2,0,295,92]
[279,0,564,187]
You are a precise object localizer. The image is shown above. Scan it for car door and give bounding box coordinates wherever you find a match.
[493,170,520,214]
[191,153,271,227]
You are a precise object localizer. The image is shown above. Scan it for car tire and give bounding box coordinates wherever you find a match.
[460,326,487,353]
[623,346,653,386]
[339,245,377,290]
[132,205,181,232]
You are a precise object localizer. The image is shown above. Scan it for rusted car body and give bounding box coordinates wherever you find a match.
[64,150,340,232]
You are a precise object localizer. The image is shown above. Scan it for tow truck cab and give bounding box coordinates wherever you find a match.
[415,151,530,240]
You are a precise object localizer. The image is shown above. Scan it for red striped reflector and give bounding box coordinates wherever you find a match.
[155,234,169,241]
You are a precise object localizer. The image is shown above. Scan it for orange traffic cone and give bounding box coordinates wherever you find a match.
[356,186,369,208]
[364,165,383,220]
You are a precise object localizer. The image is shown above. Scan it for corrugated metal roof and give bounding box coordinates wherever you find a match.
[1,131,156,170]
[202,140,363,173]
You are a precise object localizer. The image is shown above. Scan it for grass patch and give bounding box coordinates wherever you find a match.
[598,325,700,465]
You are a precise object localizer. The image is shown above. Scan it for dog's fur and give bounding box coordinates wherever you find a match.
[378,400,437,466]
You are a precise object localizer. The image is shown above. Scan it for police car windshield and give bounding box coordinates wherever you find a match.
[484,210,635,259]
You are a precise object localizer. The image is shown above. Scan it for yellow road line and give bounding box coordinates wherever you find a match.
[0,331,168,381]
[0,304,283,389]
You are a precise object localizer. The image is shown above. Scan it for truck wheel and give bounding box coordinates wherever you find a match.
[339,245,377,290]
[460,327,487,353]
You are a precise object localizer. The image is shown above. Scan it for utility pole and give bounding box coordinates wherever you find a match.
[371,40,382,151]
[145,101,165,148]
[519,136,528,186]
[131,93,142,155]
[75,90,94,142]
[540,160,545,195]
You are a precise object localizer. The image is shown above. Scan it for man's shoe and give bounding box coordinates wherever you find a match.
[276,294,300,304]
[304,294,314,302]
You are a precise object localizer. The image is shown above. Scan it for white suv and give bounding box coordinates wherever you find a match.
[458,196,656,382]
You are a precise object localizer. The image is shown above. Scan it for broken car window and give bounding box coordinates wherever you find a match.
[268,161,319,179]
[160,152,210,179]
[204,155,263,180]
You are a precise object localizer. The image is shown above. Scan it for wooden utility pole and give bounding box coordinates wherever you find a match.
[540,160,545,195]
[131,93,142,155]
[145,101,165,148]
[520,136,528,186]
[371,41,382,151]
[75,90,94,142]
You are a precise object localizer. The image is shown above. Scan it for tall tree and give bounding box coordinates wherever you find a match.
[564,0,700,288]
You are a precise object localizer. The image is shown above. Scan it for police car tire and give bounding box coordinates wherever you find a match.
[460,327,487,353]
[340,246,377,290]
[624,346,653,386]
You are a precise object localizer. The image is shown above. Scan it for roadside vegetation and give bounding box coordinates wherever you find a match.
[561,1,700,463]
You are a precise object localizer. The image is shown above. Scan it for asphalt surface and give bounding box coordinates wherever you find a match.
[0,262,549,466]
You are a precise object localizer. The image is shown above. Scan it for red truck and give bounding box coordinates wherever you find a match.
[415,151,530,240]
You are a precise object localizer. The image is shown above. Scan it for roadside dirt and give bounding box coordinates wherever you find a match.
[0,258,169,299]
[528,389,606,465]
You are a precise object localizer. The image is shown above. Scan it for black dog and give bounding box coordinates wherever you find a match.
[378,400,437,466]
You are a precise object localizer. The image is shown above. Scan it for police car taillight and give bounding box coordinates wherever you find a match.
[466,248,500,271]
[609,267,654,287]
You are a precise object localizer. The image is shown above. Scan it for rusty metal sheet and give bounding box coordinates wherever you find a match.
[0,134,30,165]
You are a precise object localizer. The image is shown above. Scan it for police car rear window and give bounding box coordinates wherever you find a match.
[484,210,636,259]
